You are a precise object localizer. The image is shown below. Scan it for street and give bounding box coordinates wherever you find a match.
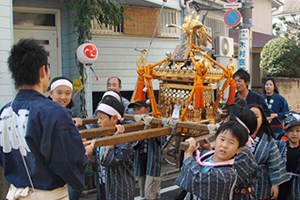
[80,161,182,200]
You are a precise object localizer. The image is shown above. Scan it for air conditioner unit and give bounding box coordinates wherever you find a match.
[214,36,234,57]
[198,26,213,51]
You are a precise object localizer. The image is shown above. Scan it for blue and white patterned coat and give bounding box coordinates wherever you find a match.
[276,140,300,200]
[232,146,258,200]
[97,142,135,200]
[175,152,237,200]
[0,90,88,191]
[251,131,289,199]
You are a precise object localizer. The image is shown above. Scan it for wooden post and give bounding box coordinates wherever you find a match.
[83,127,172,147]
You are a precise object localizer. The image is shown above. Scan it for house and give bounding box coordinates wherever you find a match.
[0,0,281,117]
[0,0,227,117]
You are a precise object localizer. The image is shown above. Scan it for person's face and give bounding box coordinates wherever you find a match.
[97,112,117,128]
[50,85,72,108]
[286,125,300,146]
[250,107,263,134]
[133,106,150,114]
[265,80,275,95]
[213,130,243,162]
[107,77,121,92]
[234,76,248,93]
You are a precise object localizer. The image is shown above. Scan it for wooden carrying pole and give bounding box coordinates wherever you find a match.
[84,127,172,148]
[80,122,145,139]
[179,133,215,151]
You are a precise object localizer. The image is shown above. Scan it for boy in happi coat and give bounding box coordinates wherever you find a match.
[92,98,135,200]
[276,111,300,200]
[129,100,162,200]
[175,120,249,200]
[248,104,289,199]
[226,105,259,200]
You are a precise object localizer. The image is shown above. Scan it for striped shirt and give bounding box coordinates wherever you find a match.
[251,132,289,199]
[98,142,135,200]
[175,154,237,200]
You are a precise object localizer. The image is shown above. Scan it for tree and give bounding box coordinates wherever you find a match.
[273,7,300,47]
[60,0,127,117]
[260,37,300,77]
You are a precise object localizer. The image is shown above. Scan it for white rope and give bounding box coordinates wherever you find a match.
[161,118,179,136]
[10,101,38,200]
[134,114,154,129]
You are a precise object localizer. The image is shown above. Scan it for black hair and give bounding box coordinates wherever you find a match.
[215,121,249,147]
[7,38,48,88]
[248,104,275,140]
[233,69,250,87]
[102,90,123,103]
[48,76,74,109]
[263,77,279,94]
[100,98,125,124]
[227,105,257,135]
[107,76,122,87]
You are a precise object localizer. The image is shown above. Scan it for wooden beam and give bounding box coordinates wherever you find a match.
[80,122,145,139]
[84,127,172,147]
[81,115,210,132]
[82,118,97,125]
[179,133,215,151]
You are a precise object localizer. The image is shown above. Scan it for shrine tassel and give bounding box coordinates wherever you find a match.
[227,79,236,105]
[134,76,146,101]
[194,80,204,109]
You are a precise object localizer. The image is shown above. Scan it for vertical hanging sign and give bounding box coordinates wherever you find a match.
[238,29,250,72]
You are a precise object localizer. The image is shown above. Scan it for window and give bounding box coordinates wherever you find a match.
[204,16,228,38]
[159,9,181,38]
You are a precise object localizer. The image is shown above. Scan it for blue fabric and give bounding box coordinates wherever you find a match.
[276,140,300,200]
[175,153,237,200]
[232,146,258,200]
[251,133,289,199]
[262,93,289,138]
[0,89,88,191]
[96,142,135,200]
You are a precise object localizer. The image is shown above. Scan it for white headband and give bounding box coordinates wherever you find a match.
[102,91,122,103]
[96,103,124,122]
[50,79,73,91]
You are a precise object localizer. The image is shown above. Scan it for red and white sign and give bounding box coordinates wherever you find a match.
[223,9,242,27]
[224,3,242,9]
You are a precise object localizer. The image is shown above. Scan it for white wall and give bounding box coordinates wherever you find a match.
[252,0,273,34]
[0,0,14,108]
[91,36,180,92]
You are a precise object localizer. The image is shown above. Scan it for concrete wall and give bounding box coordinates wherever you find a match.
[275,77,300,112]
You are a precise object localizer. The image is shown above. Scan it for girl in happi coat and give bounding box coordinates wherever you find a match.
[48,76,83,128]
[92,98,135,200]
[248,104,289,199]
[175,121,249,200]
[226,105,258,200]
[262,77,289,139]
[276,111,300,200]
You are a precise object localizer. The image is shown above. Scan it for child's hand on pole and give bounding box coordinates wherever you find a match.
[114,124,125,135]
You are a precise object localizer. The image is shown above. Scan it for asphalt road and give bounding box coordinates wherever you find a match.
[80,172,181,200]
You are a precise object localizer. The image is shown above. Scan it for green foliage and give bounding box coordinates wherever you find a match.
[260,38,300,77]
[61,0,127,40]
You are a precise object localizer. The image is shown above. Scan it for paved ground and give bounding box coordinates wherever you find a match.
[80,160,180,200]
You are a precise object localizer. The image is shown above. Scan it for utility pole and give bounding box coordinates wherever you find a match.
[239,0,253,87]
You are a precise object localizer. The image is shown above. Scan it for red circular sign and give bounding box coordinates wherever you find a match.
[83,45,97,59]
[223,9,241,27]
[227,0,238,2]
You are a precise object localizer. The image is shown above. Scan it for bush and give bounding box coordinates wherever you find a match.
[260,37,300,77]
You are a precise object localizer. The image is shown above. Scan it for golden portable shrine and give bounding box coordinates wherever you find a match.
[82,12,236,166]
